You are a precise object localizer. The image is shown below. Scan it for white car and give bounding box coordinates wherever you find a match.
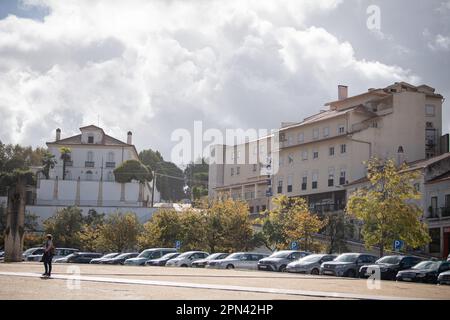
[207,252,269,270]
[22,247,44,261]
[165,251,209,267]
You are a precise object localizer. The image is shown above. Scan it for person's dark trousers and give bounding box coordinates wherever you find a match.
[43,254,53,276]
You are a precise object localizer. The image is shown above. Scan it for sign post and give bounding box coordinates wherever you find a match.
[393,240,404,252]
[175,240,181,251]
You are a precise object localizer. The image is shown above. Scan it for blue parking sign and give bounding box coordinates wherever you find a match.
[175,240,181,250]
[290,241,298,250]
[394,240,404,251]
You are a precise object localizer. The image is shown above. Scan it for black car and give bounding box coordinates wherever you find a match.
[55,252,103,264]
[145,252,180,266]
[104,252,139,265]
[359,255,422,280]
[396,260,450,284]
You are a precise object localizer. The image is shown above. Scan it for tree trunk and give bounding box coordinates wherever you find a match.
[4,177,26,262]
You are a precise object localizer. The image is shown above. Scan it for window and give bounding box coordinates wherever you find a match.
[313,128,319,140]
[261,205,266,211]
[313,149,319,159]
[429,228,440,253]
[301,175,307,191]
[312,172,318,189]
[249,206,254,213]
[425,104,435,116]
[277,179,283,194]
[329,146,335,156]
[87,151,94,162]
[340,144,347,154]
[88,135,94,144]
[288,153,294,164]
[338,125,345,134]
[231,168,234,176]
[323,127,330,137]
[328,167,334,187]
[86,170,93,181]
[231,151,235,161]
[301,150,308,160]
[236,167,240,175]
[298,132,304,143]
[287,175,293,193]
[339,169,346,185]
[445,194,450,208]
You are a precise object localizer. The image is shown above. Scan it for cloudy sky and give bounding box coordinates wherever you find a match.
[0,0,449,164]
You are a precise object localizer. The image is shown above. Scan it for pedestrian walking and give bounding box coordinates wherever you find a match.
[42,234,55,278]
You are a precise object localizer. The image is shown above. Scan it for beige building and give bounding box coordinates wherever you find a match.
[209,81,447,222]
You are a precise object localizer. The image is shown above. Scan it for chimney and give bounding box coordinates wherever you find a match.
[338,85,348,100]
[56,128,61,141]
[127,131,132,144]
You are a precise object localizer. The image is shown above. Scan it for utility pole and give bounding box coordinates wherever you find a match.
[151,170,156,207]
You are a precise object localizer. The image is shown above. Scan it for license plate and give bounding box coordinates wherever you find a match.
[323,271,334,275]
[259,265,267,269]
[403,277,412,281]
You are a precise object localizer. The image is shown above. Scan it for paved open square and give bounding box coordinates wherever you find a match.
[1,262,450,300]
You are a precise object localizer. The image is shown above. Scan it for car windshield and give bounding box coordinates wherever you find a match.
[298,254,323,263]
[138,250,155,258]
[376,256,402,264]
[226,253,242,260]
[160,253,179,259]
[335,254,359,263]
[102,253,118,259]
[269,251,292,258]
[206,253,225,260]
[412,261,440,270]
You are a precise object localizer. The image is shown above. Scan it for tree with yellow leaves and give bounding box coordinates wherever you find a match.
[346,158,431,257]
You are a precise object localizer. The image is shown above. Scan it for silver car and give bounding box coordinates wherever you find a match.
[287,254,337,275]
[257,250,310,272]
[207,252,269,270]
[165,251,209,267]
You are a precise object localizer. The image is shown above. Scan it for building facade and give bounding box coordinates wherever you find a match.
[27,125,160,223]
[209,81,448,253]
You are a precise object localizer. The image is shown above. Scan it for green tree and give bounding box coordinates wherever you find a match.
[43,206,84,248]
[114,159,153,183]
[179,209,207,251]
[346,158,431,256]
[77,209,105,252]
[323,211,354,254]
[138,209,181,248]
[184,158,209,201]
[59,147,71,181]
[41,151,57,179]
[96,212,141,252]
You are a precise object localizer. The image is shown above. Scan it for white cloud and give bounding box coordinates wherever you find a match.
[429,34,450,51]
[0,0,419,162]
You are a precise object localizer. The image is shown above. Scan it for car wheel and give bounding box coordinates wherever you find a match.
[279,265,287,272]
[226,264,235,269]
[346,269,356,278]
[311,268,319,275]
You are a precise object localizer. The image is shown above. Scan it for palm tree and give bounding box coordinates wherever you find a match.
[59,147,72,180]
[41,151,57,179]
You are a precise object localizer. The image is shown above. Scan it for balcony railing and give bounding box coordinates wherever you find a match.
[441,207,450,218]
[85,161,95,168]
[105,162,116,168]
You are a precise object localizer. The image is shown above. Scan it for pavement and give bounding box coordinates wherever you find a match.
[1,262,450,300]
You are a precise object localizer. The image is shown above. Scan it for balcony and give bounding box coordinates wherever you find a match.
[441,207,450,218]
[85,161,95,168]
[105,162,116,168]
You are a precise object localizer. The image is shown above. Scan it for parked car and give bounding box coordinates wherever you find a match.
[0,250,4,261]
[90,253,120,264]
[22,247,44,261]
[54,252,102,264]
[26,248,79,262]
[286,254,337,275]
[396,260,450,284]
[145,252,181,266]
[438,270,450,285]
[165,251,209,267]
[124,248,177,266]
[104,252,139,265]
[447,253,450,261]
[320,253,377,278]
[191,253,229,268]
[207,252,269,270]
[258,250,310,272]
[359,255,423,280]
